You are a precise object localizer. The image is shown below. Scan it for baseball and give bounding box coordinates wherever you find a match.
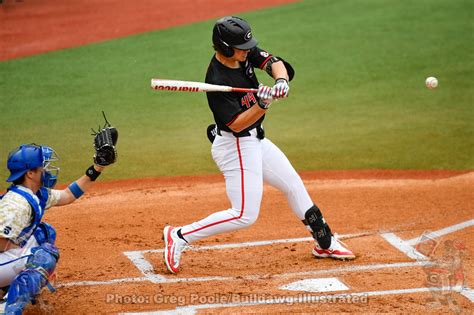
[425,76,438,89]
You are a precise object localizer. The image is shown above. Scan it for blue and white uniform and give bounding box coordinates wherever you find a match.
[0,186,60,288]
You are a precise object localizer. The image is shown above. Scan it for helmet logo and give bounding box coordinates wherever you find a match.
[245,30,252,41]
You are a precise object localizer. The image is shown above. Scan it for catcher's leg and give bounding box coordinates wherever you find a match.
[32,222,57,246]
[0,236,40,289]
[3,223,59,313]
[4,243,59,314]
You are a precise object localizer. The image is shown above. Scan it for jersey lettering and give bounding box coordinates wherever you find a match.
[4,226,12,235]
[241,95,251,108]
[247,92,257,104]
[241,92,258,109]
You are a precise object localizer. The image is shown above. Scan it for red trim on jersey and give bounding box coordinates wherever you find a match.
[225,112,241,126]
[182,138,245,236]
[259,55,273,69]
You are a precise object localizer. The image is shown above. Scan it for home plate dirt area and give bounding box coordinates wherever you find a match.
[21,170,472,314]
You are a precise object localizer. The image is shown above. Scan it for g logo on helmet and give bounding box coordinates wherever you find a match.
[245,30,252,41]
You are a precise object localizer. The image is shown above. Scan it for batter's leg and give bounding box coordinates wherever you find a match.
[180,136,263,243]
[261,138,313,218]
[261,138,355,259]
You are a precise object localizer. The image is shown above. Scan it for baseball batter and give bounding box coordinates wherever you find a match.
[0,123,117,313]
[163,16,355,274]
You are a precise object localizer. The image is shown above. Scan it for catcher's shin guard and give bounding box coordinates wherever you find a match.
[303,205,333,249]
[4,243,59,314]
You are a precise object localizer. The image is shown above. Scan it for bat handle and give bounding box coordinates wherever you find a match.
[231,87,259,93]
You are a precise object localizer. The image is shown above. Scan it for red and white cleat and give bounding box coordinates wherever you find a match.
[312,234,355,260]
[163,226,188,274]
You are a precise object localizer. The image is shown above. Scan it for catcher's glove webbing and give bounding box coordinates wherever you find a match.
[91,111,118,166]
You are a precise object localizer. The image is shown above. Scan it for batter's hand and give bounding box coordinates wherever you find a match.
[272,78,289,98]
[257,84,273,109]
[257,84,273,100]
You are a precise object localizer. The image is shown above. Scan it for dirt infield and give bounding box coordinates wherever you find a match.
[20,170,472,314]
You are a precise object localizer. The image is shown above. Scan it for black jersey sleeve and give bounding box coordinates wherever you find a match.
[247,47,274,70]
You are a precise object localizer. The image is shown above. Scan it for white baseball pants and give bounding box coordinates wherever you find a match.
[181,128,313,243]
[0,237,38,288]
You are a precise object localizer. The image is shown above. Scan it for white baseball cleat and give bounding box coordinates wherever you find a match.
[163,226,188,274]
[312,234,356,260]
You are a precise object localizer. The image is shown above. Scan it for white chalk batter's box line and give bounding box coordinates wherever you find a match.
[117,218,474,314]
[59,218,473,288]
[124,233,362,283]
[122,219,474,282]
[59,218,474,314]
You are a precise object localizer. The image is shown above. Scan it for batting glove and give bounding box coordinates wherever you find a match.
[257,84,273,109]
[257,84,273,100]
[272,78,290,98]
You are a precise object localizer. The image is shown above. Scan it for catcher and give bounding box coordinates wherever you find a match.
[0,113,118,314]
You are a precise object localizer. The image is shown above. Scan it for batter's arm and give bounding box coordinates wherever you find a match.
[228,105,267,133]
[269,60,289,81]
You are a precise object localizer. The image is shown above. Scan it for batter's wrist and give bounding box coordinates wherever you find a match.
[257,100,270,110]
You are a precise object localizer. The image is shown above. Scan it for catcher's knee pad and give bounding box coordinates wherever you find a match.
[26,243,60,275]
[5,243,59,313]
[303,205,332,249]
[33,222,57,245]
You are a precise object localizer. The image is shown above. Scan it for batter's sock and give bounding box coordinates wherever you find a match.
[177,229,188,243]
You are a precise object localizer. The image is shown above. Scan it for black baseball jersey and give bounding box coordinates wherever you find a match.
[205,46,273,136]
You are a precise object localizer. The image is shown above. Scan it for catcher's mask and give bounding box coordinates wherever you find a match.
[212,16,258,57]
[6,144,60,188]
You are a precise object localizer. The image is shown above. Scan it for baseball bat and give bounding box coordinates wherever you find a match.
[151,78,258,93]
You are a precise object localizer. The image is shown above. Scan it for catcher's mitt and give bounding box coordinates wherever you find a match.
[91,111,118,166]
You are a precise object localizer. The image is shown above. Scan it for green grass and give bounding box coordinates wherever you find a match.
[0,0,473,188]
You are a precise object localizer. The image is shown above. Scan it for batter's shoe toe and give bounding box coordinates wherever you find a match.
[312,234,355,260]
[163,226,188,274]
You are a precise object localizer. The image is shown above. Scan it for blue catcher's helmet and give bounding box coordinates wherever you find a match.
[6,144,60,188]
